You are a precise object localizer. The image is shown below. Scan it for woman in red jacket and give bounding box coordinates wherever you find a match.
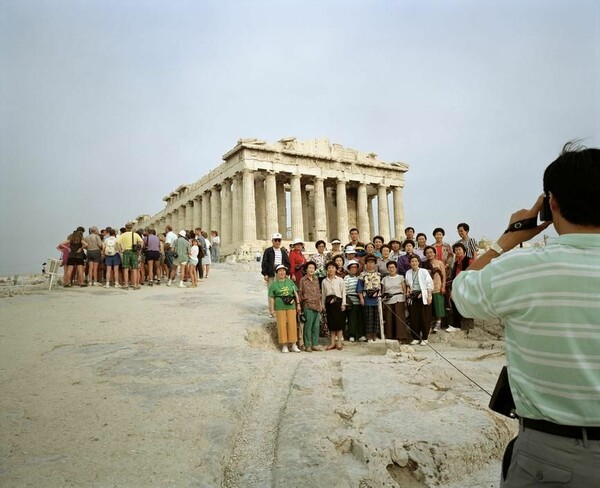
[289,237,307,283]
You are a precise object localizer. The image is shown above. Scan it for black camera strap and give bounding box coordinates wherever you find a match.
[384,300,493,398]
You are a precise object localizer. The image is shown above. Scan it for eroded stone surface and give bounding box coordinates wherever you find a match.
[0,264,512,487]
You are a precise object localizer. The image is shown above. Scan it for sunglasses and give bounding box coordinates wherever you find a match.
[273,239,281,242]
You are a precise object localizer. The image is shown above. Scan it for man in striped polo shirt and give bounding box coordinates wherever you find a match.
[452,143,600,487]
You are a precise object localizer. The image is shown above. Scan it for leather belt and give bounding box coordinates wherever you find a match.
[522,417,600,441]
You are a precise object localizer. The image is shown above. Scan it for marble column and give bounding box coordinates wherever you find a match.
[242,169,257,241]
[255,176,266,240]
[185,200,194,230]
[336,179,349,242]
[313,177,327,241]
[357,182,370,242]
[202,192,210,232]
[276,181,287,237]
[180,207,187,232]
[326,186,337,239]
[265,171,279,238]
[301,185,309,240]
[367,196,375,239]
[231,175,241,242]
[377,184,390,240]
[220,180,232,245]
[193,196,202,229]
[290,174,304,239]
[393,185,405,239]
[210,187,220,233]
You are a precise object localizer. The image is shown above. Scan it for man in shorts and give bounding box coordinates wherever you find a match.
[117,223,143,289]
[172,230,190,288]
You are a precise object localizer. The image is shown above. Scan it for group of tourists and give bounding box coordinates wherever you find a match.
[57,224,221,289]
[262,224,478,353]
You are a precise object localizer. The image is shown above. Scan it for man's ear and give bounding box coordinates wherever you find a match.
[549,192,560,213]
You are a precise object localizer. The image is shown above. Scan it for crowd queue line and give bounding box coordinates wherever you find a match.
[262,225,479,353]
[57,224,221,289]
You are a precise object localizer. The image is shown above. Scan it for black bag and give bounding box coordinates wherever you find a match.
[365,289,379,298]
[131,231,142,252]
[326,294,342,305]
[489,366,517,419]
[279,295,295,305]
[406,290,420,306]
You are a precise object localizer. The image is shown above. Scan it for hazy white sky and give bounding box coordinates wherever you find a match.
[1,0,598,275]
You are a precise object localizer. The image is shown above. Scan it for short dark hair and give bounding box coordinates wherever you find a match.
[325,260,338,270]
[452,242,467,253]
[402,239,415,249]
[543,142,600,226]
[416,232,426,240]
[386,260,397,268]
[380,244,390,252]
[304,261,317,271]
[424,246,435,255]
[405,226,415,233]
[349,227,359,234]
[409,255,421,263]
[432,227,445,237]
[373,235,384,243]
[457,223,470,232]
[315,240,326,248]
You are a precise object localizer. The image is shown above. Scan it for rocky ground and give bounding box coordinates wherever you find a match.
[0,263,516,487]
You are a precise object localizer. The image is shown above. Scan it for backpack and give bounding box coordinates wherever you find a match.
[105,237,117,256]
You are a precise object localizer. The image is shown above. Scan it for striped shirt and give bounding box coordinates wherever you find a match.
[452,234,600,426]
[455,237,478,259]
[344,274,360,305]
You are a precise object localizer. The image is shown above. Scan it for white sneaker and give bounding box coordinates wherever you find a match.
[290,344,301,353]
[446,326,459,333]
[281,346,289,353]
[167,280,172,287]
[114,284,121,289]
[179,282,186,288]
[349,337,355,342]
[432,323,441,332]
[420,340,429,346]
[410,340,420,345]
[104,283,110,289]
[359,336,367,342]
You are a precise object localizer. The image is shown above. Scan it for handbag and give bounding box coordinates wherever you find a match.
[326,294,342,305]
[279,295,295,305]
[365,289,379,298]
[489,366,517,419]
[131,231,142,252]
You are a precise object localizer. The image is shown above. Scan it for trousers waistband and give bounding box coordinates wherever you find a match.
[522,417,600,440]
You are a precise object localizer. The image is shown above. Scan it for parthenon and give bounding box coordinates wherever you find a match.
[133,138,409,258]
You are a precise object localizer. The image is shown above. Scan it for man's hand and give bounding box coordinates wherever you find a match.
[468,194,553,272]
[497,194,552,253]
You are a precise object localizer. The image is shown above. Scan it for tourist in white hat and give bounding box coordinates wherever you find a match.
[326,238,342,261]
[344,259,366,342]
[288,237,306,284]
[268,264,302,353]
[343,245,359,272]
[261,232,290,307]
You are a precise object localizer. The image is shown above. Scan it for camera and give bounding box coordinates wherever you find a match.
[539,194,552,222]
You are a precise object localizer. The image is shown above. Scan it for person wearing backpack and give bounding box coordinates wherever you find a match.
[102,228,121,288]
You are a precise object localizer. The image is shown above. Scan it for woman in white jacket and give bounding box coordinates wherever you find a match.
[405,255,434,345]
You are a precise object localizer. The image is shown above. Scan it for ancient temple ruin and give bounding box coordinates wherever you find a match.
[132,138,409,258]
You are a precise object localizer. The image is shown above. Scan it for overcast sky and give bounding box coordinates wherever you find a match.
[1,0,598,275]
